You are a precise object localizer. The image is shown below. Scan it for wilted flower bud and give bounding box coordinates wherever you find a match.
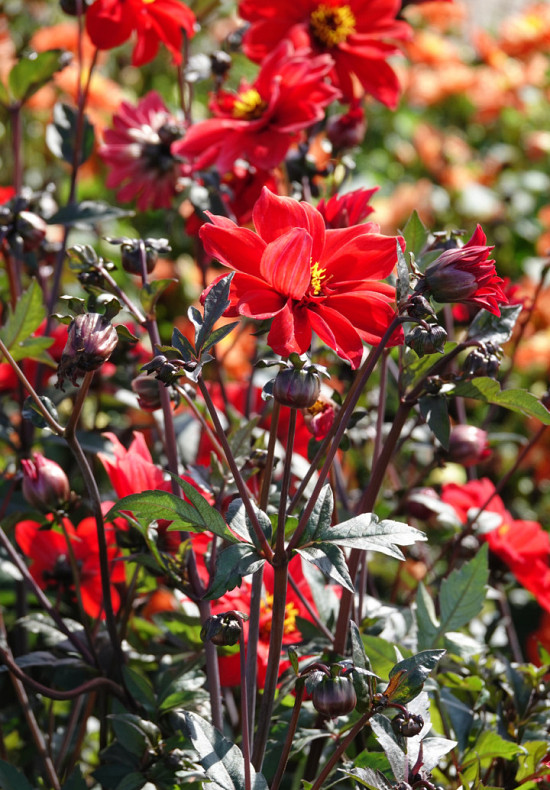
[305,395,339,439]
[391,711,424,737]
[447,425,490,467]
[16,211,47,251]
[405,324,447,357]
[56,313,118,389]
[201,612,245,646]
[21,453,70,511]
[273,368,321,409]
[404,294,435,320]
[326,105,366,152]
[131,373,162,411]
[311,667,357,718]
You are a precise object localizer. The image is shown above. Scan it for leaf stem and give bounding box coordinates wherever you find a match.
[269,682,306,790]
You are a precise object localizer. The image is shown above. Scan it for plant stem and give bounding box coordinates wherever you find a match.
[238,615,252,790]
[270,683,306,790]
[310,711,372,790]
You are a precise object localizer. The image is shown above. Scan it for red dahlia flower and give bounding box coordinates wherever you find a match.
[15,514,124,619]
[238,0,411,106]
[86,0,196,67]
[200,187,402,368]
[100,92,188,211]
[418,225,508,316]
[317,186,378,228]
[174,41,340,173]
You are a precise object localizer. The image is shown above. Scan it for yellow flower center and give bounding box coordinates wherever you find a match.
[310,261,327,295]
[310,4,356,48]
[261,593,299,635]
[232,88,266,120]
[142,0,156,4]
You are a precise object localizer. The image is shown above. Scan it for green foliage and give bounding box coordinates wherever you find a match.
[46,102,94,165]
[385,649,445,705]
[0,279,53,363]
[5,49,71,104]
[452,377,550,424]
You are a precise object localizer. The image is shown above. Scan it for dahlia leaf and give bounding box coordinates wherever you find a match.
[140,278,177,316]
[396,238,411,307]
[295,543,354,592]
[385,649,446,705]
[299,483,333,544]
[467,303,523,345]
[8,50,71,103]
[0,279,45,351]
[46,102,94,165]
[201,321,239,355]
[402,210,429,261]
[0,760,35,790]
[226,499,272,547]
[47,200,133,227]
[195,273,235,354]
[419,395,450,450]
[317,514,426,559]
[206,544,265,599]
[452,378,550,424]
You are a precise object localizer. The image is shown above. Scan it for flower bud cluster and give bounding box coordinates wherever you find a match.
[56,313,118,390]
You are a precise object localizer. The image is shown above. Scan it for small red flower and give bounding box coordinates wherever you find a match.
[200,187,403,368]
[15,514,124,619]
[238,0,411,106]
[418,226,508,316]
[317,187,378,229]
[85,0,196,67]
[174,41,340,173]
[100,92,188,211]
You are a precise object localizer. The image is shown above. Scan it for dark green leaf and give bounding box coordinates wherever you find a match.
[140,278,177,316]
[8,50,71,103]
[9,335,55,364]
[467,304,523,346]
[113,774,146,790]
[172,326,196,360]
[299,484,333,545]
[61,766,88,790]
[47,200,134,227]
[341,766,394,790]
[121,666,156,715]
[226,499,272,548]
[415,582,439,650]
[171,710,268,790]
[196,274,234,354]
[402,341,458,389]
[46,102,94,165]
[109,714,160,758]
[22,395,59,429]
[201,321,240,355]
[0,279,45,351]
[106,488,237,544]
[350,621,377,712]
[0,760,35,790]
[419,395,450,449]
[206,543,265,599]
[438,544,488,636]
[386,649,445,704]
[317,513,426,560]
[452,378,550,424]
[402,210,428,260]
[296,543,354,591]
[462,731,524,769]
[370,714,407,783]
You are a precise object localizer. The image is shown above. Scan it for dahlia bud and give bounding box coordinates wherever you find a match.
[311,668,357,718]
[463,346,501,379]
[326,105,367,152]
[405,324,447,357]
[16,211,47,251]
[131,373,162,411]
[21,453,70,512]
[200,612,245,646]
[391,711,424,737]
[210,50,232,78]
[447,425,490,467]
[273,368,321,409]
[142,354,185,386]
[120,244,158,276]
[56,313,118,389]
[403,487,440,520]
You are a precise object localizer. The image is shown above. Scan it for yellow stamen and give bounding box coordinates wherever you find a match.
[232,88,266,120]
[142,0,156,4]
[310,4,356,48]
[310,261,327,295]
[261,593,299,635]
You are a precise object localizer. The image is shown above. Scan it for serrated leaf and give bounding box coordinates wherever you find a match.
[402,210,428,260]
[385,649,445,704]
[317,514,426,560]
[196,274,234,354]
[8,50,71,103]
[415,582,439,650]
[171,710,269,790]
[0,759,35,790]
[350,621,376,712]
[172,326,196,360]
[295,543,354,591]
[121,666,156,715]
[206,543,265,599]
[421,737,458,773]
[9,335,55,364]
[342,766,394,790]
[226,499,272,548]
[201,321,240,355]
[419,395,450,449]
[299,484,333,545]
[0,279,45,350]
[452,378,550,424]
[439,543,488,634]
[46,102,94,165]
[467,304,523,346]
[47,200,134,227]
[109,714,160,758]
[140,278,177,316]
[370,714,407,783]
[106,488,237,544]
[462,730,525,769]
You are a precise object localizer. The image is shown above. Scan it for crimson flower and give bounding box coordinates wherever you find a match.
[174,41,340,173]
[200,187,403,368]
[441,479,550,613]
[15,514,124,619]
[417,226,508,316]
[317,187,378,228]
[238,0,411,106]
[86,0,196,67]
[100,92,188,211]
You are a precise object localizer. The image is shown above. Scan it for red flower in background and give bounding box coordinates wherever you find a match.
[238,0,411,106]
[441,479,550,613]
[200,187,402,368]
[418,226,508,316]
[99,431,168,498]
[15,513,124,619]
[317,187,378,228]
[175,42,340,173]
[100,92,188,211]
[86,0,196,66]
[0,321,68,394]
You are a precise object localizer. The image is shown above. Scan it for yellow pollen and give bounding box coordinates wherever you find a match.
[310,261,327,295]
[142,0,156,4]
[232,88,266,120]
[497,522,511,537]
[261,593,299,635]
[310,4,356,48]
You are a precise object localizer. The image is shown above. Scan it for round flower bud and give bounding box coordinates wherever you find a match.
[210,50,232,77]
[273,368,321,409]
[120,244,158,275]
[447,425,490,467]
[16,211,47,251]
[405,324,447,357]
[201,613,243,646]
[21,453,70,512]
[131,373,162,411]
[56,313,118,389]
[312,672,357,718]
[326,105,366,152]
[391,712,424,737]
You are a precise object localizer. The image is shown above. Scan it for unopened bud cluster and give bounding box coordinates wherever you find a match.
[56,313,118,389]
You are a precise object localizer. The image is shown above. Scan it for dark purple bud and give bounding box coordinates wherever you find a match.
[447,425,490,467]
[405,324,447,356]
[201,613,244,646]
[131,373,162,411]
[273,368,321,408]
[56,313,118,389]
[21,453,70,511]
[312,672,357,718]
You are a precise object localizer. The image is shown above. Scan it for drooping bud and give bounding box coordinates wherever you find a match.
[273,368,321,409]
[142,354,186,386]
[405,324,447,357]
[463,344,501,379]
[446,425,490,467]
[56,313,118,389]
[21,453,70,512]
